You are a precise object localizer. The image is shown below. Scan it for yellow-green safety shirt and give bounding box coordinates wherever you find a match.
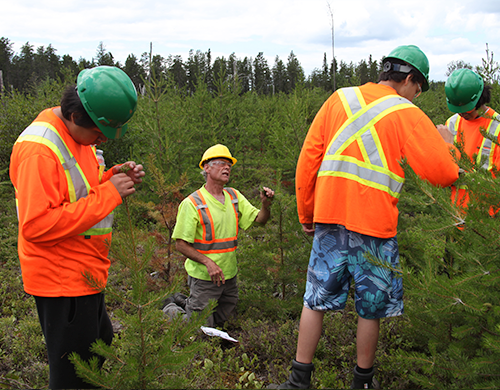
[172,184,259,281]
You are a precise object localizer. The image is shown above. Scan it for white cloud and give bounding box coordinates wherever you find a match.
[1,0,500,81]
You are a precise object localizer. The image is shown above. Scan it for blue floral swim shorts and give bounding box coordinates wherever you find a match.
[303,223,404,319]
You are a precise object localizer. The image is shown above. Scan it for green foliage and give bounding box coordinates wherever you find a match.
[238,177,311,321]
[2,54,500,389]
[0,181,49,390]
[0,182,17,265]
[476,43,500,84]
[70,199,212,389]
[413,81,450,126]
[0,76,68,180]
[396,154,500,389]
[189,340,266,388]
[0,315,48,389]
[123,72,329,200]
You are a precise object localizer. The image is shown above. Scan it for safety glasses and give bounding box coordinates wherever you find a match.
[414,83,422,100]
[209,160,233,169]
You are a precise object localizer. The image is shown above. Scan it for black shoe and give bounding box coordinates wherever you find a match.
[162,296,175,308]
[351,366,380,389]
[162,292,187,309]
[268,360,314,389]
[173,292,187,309]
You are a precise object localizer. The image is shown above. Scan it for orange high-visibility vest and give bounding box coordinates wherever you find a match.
[296,83,459,238]
[447,110,500,171]
[188,187,239,254]
[446,108,500,210]
[318,87,412,199]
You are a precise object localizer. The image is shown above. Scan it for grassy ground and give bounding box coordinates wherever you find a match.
[0,185,424,389]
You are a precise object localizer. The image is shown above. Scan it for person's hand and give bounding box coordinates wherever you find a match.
[206,260,225,286]
[436,124,454,144]
[260,186,275,207]
[110,173,136,198]
[113,161,145,184]
[302,223,315,236]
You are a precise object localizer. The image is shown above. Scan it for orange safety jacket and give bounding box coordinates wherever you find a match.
[446,108,500,208]
[188,187,239,254]
[14,123,114,236]
[296,83,459,238]
[9,108,123,297]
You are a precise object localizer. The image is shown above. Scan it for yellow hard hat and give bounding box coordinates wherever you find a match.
[199,144,237,169]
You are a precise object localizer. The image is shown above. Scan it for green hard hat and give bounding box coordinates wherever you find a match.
[77,66,138,139]
[384,45,430,92]
[445,68,484,113]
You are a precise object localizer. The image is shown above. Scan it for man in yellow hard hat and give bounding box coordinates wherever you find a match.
[165,144,274,327]
[10,66,145,389]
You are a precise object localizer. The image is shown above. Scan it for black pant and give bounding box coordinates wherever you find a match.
[34,293,113,389]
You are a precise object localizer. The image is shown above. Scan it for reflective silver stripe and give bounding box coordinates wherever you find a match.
[448,112,500,170]
[447,115,467,190]
[193,240,239,252]
[480,114,500,169]
[224,187,239,215]
[342,87,363,114]
[85,214,114,232]
[19,125,88,200]
[190,191,213,242]
[448,114,460,137]
[81,217,114,236]
[16,123,113,235]
[319,87,410,196]
[360,129,384,167]
[320,158,404,195]
[325,93,410,157]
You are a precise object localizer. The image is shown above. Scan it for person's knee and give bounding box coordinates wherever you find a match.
[213,301,237,326]
[163,302,187,322]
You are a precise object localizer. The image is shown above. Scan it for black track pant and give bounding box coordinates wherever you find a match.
[34,293,113,389]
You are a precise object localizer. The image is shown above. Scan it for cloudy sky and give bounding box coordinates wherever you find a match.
[2,0,499,82]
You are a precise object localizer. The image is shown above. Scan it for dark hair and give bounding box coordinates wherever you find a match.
[60,85,96,128]
[379,59,425,87]
[476,84,492,109]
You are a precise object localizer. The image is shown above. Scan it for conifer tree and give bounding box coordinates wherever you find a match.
[395,137,500,388]
[238,170,311,318]
[69,198,213,389]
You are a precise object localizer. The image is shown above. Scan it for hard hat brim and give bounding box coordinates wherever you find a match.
[99,123,128,139]
[446,99,478,114]
[199,155,237,169]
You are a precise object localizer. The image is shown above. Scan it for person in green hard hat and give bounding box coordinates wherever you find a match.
[443,68,499,210]
[268,45,459,389]
[10,65,145,389]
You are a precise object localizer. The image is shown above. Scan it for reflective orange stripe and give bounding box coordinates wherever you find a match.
[189,188,239,254]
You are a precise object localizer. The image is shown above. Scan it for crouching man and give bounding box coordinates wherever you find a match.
[164,144,274,327]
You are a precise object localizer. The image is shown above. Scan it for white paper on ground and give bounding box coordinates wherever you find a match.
[200,326,239,342]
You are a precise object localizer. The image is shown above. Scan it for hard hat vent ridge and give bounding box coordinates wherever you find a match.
[77,66,138,139]
[199,144,237,169]
[445,69,484,113]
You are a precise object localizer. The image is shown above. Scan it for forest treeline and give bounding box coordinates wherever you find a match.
[0,37,384,95]
[2,38,498,98]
